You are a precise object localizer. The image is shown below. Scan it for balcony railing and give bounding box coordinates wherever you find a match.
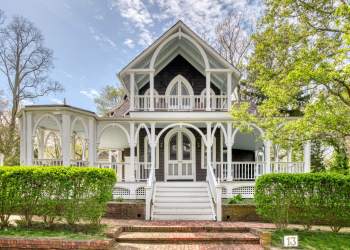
[134,95,227,111]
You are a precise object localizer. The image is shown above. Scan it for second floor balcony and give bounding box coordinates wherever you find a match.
[134,94,228,111]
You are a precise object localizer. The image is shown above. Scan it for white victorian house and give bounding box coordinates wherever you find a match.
[18,21,311,221]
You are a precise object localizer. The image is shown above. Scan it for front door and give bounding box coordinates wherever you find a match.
[165,128,195,181]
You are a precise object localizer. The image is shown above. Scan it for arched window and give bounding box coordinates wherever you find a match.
[165,75,194,110]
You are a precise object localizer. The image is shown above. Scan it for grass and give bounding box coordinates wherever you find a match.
[0,222,107,240]
[272,229,350,250]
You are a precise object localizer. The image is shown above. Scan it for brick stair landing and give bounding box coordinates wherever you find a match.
[118,231,260,244]
[112,225,264,249]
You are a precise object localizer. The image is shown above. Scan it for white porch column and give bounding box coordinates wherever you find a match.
[88,118,96,166]
[304,140,311,172]
[150,122,156,178]
[206,71,211,111]
[38,128,45,159]
[127,122,136,182]
[150,71,155,111]
[264,140,272,173]
[206,122,212,175]
[227,72,232,110]
[287,149,292,162]
[129,72,135,111]
[62,113,71,166]
[19,113,26,165]
[226,122,233,181]
[26,112,33,165]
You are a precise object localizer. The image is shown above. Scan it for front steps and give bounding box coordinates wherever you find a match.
[152,182,215,220]
[113,225,263,249]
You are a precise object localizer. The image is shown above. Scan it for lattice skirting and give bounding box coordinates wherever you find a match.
[113,181,256,200]
[221,182,256,198]
[113,183,147,200]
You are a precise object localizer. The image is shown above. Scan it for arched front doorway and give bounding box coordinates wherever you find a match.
[164,127,196,181]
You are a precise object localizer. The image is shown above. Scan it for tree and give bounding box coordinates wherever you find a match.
[94,85,125,115]
[0,15,63,131]
[231,0,350,171]
[214,12,253,102]
[0,12,63,165]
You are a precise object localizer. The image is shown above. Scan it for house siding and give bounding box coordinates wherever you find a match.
[139,55,220,95]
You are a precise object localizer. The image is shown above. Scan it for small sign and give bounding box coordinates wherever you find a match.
[283,235,298,248]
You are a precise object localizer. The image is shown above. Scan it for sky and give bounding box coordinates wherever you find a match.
[0,0,262,112]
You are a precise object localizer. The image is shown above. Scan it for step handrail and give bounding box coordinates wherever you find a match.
[145,167,156,220]
[207,163,222,221]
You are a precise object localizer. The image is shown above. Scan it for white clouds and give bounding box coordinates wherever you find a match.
[50,98,64,105]
[89,26,117,49]
[20,99,34,106]
[111,0,262,47]
[80,89,100,100]
[124,38,135,48]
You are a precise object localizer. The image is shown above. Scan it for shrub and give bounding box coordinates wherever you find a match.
[0,166,116,227]
[255,173,350,231]
[228,194,243,204]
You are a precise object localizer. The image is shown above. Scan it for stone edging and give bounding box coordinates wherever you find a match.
[0,237,114,249]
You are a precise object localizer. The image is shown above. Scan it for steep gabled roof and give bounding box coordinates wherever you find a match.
[117,20,240,93]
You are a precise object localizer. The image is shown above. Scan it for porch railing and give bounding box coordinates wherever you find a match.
[134,95,227,111]
[212,161,304,181]
[70,160,89,167]
[33,159,63,166]
[135,162,151,181]
[271,162,305,173]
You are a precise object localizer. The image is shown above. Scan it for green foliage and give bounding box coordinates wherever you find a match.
[0,167,116,228]
[255,173,350,231]
[94,85,125,116]
[232,0,350,159]
[228,194,243,204]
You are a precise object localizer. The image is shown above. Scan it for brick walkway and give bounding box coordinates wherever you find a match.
[113,243,263,249]
[102,219,276,230]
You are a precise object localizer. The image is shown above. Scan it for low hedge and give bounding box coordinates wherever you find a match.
[255,173,350,232]
[0,166,116,227]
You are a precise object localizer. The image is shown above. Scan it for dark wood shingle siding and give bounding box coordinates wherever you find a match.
[139,55,220,95]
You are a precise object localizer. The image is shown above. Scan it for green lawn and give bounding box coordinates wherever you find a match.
[0,223,107,240]
[272,229,350,250]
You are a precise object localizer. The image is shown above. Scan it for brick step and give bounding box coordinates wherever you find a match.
[153,208,213,215]
[152,214,214,220]
[116,232,260,244]
[113,243,263,250]
[121,226,251,233]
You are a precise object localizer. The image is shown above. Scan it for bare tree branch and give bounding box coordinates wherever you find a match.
[0,15,63,130]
